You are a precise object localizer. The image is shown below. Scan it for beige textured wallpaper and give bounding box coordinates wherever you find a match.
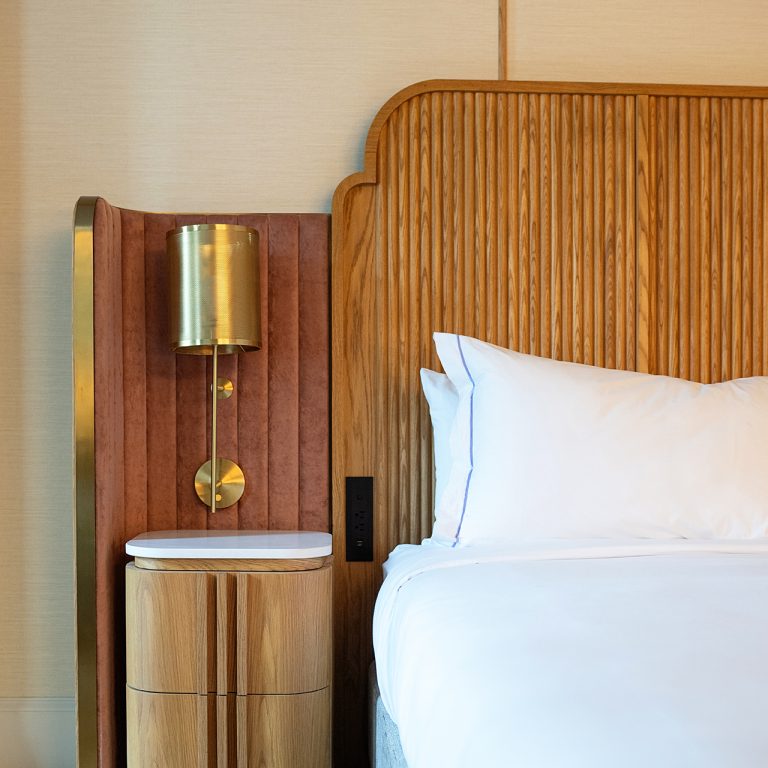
[0,1,496,762]
[508,0,768,84]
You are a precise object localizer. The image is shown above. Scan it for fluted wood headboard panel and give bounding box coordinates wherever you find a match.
[331,80,768,767]
[639,96,768,381]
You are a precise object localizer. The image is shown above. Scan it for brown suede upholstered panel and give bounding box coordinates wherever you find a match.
[91,198,330,767]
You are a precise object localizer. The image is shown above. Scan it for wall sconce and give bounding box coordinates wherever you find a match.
[167,223,261,513]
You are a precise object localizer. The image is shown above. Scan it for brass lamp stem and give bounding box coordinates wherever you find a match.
[211,344,218,514]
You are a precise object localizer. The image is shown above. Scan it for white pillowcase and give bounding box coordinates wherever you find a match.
[420,369,459,513]
[433,332,768,546]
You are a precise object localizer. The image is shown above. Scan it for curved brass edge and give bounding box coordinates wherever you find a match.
[332,77,768,223]
[132,555,333,572]
[73,195,99,768]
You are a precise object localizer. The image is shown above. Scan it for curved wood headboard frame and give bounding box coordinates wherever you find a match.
[331,79,768,765]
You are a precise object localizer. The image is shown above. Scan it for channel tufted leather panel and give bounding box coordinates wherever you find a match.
[91,198,329,767]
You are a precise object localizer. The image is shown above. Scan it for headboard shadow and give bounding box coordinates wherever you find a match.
[331,79,768,766]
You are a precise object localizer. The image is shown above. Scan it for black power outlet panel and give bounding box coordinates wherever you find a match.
[345,476,373,562]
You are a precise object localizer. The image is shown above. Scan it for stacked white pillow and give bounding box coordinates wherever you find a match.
[425,333,768,546]
[419,369,459,511]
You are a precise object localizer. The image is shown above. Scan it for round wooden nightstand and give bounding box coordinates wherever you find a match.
[125,530,332,767]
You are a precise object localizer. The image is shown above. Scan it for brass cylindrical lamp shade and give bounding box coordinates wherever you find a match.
[167,223,261,354]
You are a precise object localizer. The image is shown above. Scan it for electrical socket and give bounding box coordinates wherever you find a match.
[345,476,373,562]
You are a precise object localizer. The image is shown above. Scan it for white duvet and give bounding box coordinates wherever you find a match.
[373,540,768,768]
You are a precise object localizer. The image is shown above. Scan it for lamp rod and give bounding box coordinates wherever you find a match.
[211,344,218,514]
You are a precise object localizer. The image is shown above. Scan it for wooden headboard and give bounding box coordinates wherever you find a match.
[330,79,768,766]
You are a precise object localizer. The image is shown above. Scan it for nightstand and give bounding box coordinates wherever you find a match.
[125,530,332,767]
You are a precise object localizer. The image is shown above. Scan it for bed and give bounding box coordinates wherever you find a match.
[330,80,768,766]
[374,539,768,767]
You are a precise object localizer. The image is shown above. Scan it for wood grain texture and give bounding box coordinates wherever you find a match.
[127,560,331,696]
[237,688,331,768]
[638,95,768,382]
[126,560,331,766]
[216,693,236,768]
[126,688,208,768]
[216,574,237,696]
[237,565,332,695]
[332,79,768,767]
[125,565,212,695]
[126,687,330,768]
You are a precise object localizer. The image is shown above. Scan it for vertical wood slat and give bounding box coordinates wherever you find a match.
[216,574,237,695]
[419,95,432,539]
[625,96,637,370]
[642,95,768,382]
[216,694,237,768]
[761,102,768,371]
[198,694,216,768]
[636,96,652,373]
[698,97,712,382]
[408,96,420,543]
[429,92,445,524]
[197,574,217,695]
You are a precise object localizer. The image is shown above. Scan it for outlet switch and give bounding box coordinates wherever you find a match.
[345,476,373,562]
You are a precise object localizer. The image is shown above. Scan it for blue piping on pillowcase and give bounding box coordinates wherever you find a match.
[452,334,475,547]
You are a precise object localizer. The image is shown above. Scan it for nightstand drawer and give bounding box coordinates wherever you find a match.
[126,687,206,768]
[126,565,211,694]
[237,566,331,694]
[126,687,330,768]
[126,563,331,695]
[240,687,331,767]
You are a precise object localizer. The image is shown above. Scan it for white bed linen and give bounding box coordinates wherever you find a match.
[373,539,768,768]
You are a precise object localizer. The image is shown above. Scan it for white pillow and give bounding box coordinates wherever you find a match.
[433,332,768,545]
[420,369,459,513]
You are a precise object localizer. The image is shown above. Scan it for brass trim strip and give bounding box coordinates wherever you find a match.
[73,195,98,768]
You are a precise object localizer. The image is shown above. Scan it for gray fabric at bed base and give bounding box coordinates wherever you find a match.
[370,662,408,768]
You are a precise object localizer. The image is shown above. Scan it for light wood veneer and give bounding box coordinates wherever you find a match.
[126,565,210,695]
[126,559,331,766]
[238,688,331,767]
[127,688,330,768]
[134,555,331,571]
